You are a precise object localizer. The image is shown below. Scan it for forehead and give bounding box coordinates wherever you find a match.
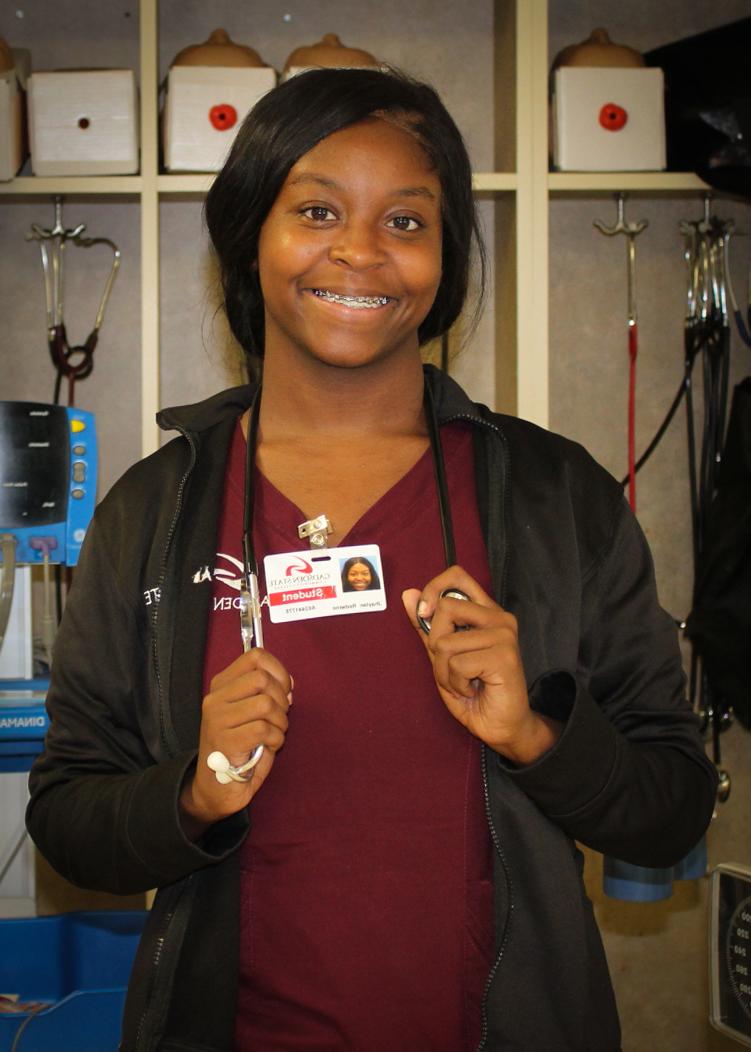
[282,117,440,197]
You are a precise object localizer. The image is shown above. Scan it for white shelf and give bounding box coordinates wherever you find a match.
[548,171,710,193]
[473,173,517,192]
[1,172,518,196]
[2,171,708,199]
[157,173,216,194]
[0,176,143,195]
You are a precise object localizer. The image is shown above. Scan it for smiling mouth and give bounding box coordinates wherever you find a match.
[310,289,394,309]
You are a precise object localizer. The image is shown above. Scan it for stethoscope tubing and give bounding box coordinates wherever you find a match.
[210,379,464,784]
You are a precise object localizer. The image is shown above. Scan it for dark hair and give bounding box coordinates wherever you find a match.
[204,66,486,367]
[341,556,381,592]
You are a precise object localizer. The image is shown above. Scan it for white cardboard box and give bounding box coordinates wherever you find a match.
[164,66,277,172]
[28,69,139,176]
[553,67,666,171]
[0,49,30,181]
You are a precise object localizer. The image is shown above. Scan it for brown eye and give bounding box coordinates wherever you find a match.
[389,215,421,232]
[303,206,334,222]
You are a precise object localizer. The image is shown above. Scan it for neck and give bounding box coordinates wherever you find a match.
[256,350,427,443]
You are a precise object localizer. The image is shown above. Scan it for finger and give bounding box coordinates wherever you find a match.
[424,594,497,638]
[210,647,293,695]
[432,627,520,697]
[447,647,511,699]
[430,613,518,657]
[210,691,291,734]
[207,666,292,712]
[413,566,499,626]
[402,584,489,638]
[216,720,288,766]
[401,588,427,634]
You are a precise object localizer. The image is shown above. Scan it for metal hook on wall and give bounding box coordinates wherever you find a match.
[26,196,121,405]
[593,193,649,512]
[593,193,649,326]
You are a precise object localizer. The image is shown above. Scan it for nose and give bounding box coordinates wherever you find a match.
[329,219,385,270]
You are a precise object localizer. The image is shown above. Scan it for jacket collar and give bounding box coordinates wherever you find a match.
[156,364,489,436]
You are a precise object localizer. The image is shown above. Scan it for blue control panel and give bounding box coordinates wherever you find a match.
[0,402,97,567]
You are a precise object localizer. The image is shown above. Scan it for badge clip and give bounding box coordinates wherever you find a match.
[298,514,333,549]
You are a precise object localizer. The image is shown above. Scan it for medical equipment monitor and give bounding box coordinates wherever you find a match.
[0,401,96,566]
[710,864,751,1047]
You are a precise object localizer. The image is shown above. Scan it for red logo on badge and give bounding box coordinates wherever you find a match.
[285,556,314,576]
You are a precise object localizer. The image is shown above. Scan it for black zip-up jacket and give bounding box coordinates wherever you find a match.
[27,367,718,1051]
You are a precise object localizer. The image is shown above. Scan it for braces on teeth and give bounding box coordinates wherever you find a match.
[312,289,390,308]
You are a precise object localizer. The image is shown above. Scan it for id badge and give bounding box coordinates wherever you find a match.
[263,544,386,624]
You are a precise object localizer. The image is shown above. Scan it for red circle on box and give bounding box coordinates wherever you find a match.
[209,104,238,131]
[599,103,628,132]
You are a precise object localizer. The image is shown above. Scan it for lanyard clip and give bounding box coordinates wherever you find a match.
[298,514,333,549]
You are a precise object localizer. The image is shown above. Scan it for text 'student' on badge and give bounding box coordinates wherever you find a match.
[298,514,333,549]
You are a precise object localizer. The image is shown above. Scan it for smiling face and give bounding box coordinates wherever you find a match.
[347,561,373,590]
[256,117,443,373]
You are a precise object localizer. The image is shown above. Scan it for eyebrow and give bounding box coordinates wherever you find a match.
[286,173,437,201]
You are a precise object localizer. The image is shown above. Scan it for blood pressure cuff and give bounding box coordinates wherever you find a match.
[645,18,751,199]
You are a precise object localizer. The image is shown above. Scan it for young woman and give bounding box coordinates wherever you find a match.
[341,556,381,592]
[27,68,717,1052]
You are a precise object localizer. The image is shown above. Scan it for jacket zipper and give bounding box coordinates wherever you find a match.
[151,425,198,755]
[442,410,513,1052]
[133,901,175,1051]
[136,425,199,1050]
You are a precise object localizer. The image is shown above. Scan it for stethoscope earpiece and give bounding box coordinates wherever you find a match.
[207,746,264,784]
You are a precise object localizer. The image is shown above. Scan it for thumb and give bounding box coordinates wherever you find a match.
[401,588,427,635]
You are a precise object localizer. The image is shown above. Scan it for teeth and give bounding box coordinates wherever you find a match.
[312,289,391,309]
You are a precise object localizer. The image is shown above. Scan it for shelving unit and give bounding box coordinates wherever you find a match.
[0,0,717,465]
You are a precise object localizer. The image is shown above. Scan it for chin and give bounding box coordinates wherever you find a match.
[304,335,417,371]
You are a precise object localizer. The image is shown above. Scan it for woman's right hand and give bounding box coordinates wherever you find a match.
[179,648,293,839]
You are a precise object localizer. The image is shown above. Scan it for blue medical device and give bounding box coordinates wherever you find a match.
[0,401,97,771]
[0,401,97,567]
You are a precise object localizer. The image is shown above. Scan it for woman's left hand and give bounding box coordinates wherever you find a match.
[402,566,562,766]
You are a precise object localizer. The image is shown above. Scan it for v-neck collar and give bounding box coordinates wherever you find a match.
[250,423,468,554]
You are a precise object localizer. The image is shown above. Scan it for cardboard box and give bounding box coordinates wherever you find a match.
[28,69,138,176]
[164,65,277,172]
[553,66,666,171]
[0,49,30,181]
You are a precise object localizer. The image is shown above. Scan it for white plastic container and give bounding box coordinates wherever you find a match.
[163,66,276,172]
[553,66,666,171]
[0,48,30,181]
[28,69,139,176]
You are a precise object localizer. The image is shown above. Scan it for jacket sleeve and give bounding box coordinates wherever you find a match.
[26,502,248,896]
[500,497,718,867]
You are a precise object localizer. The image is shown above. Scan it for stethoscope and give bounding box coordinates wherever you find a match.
[207,380,466,785]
